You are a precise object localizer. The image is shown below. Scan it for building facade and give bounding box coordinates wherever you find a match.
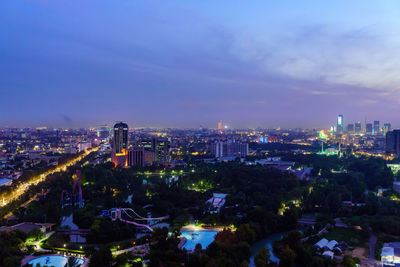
[211,140,249,158]
[386,130,400,155]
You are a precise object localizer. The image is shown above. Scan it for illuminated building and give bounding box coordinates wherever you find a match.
[337,115,343,134]
[268,135,280,143]
[373,120,380,135]
[139,139,154,151]
[383,123,392,135]
[127,148,144,167]
[218,120,223,134]
[366,123,373,135]
[113,122,128,153]
[154,138,171,163]
[211,140,249,158]
[112,122,129,167]
[355,122,362,133]
[386,130,400,155]
[137,138,170,164]
[258,136,268,143]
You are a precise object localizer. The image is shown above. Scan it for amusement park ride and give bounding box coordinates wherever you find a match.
[101,207,169,232]
[60,170,167,232]
[60,170,84,209]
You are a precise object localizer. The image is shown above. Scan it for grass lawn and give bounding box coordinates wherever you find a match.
[322,227,369,247]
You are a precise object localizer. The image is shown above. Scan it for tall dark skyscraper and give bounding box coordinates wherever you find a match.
[337,115,343,134]
[113,122,128,154]
[386,130,400,155]
[373,120,380,135]
[366,123,373,135]
[355,122,362,133]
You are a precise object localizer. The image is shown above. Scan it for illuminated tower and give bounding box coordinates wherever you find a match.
[383,123,392,135]
[113,122,128,153]
[218,120,223,134]
[337,115,343,134]
[112,122,128,166]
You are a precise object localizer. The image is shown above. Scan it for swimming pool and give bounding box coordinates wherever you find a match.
[181,231,218,250]
[28,255,85,267]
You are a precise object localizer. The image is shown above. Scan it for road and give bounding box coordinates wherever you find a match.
[0,147,99,208]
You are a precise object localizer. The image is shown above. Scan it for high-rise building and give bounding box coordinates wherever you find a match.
[139,139,154,151]
[355,122,362,133]
[112,122,129,166]
[383,123,392,135]
[366,123,373,135]
[211,140,249,158]
[386,130,400,155]
[346,124,354,133]
[154,138,171,163]
[373,121,380,135]
[113,122,128,154]
[337,115,343,134]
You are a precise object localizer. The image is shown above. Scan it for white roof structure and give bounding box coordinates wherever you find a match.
[314,238,329,249]
[207,193,227,213]
[322,251,334,259]
[325,240,338,250]
[381,246,394,257]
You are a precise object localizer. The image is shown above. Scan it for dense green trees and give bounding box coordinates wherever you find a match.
[0,230,28,267]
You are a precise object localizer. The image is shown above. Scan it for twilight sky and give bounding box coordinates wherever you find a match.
[1,1,400,129]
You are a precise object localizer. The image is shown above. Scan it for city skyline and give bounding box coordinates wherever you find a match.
[2,1,400,128]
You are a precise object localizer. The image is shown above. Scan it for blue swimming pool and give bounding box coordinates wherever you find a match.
[28,255,85,267]
[181,231,218,250]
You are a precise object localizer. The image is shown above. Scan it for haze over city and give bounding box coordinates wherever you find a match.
[2,1,400,128]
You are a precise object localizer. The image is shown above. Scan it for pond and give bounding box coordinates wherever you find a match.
[28,255,85,267]
[249,232,287,266]
[181,231,218,250]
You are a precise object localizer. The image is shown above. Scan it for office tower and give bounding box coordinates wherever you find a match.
[112,122,128,166]
[211,140,249,158]
[337,115,343,134]
[154,138,171,163]
[113,122,128,153]
[347,124,354,133]
[355,122,362,133]
[139,139,154,151]
[383,123,392,135]
[366,123,373,135]
[373,121,380,135]
[386,130,400,155]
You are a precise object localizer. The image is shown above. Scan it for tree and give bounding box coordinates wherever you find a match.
[255,247,271,267]
[342,255,356,267]
[279,246,296,267]
[89,247,112,267]
[236,224,256,244]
